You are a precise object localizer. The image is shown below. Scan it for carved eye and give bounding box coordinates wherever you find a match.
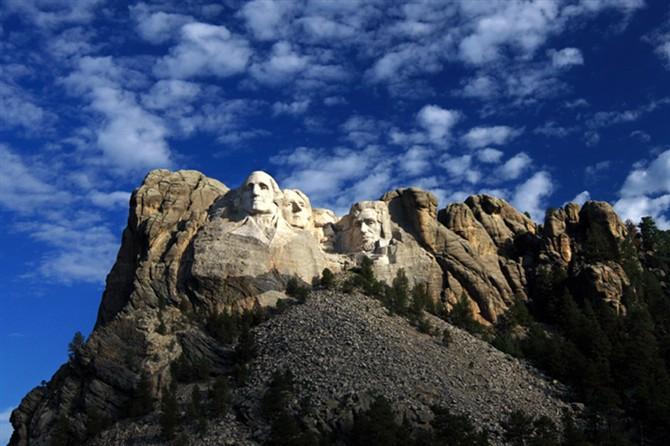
[260,183,269,190]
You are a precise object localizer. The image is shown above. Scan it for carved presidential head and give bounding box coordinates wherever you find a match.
[282,189,313,229]
[341,201,392,252]
[240,171,282,216]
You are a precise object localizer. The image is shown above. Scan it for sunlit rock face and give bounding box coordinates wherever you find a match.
[188,171,336,311]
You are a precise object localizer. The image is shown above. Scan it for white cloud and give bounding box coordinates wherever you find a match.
[511,171,554,221]
[0,407,13,446]
[0,81,50,132]
[0,145,71,213]
[417,105,461,144]
[22,219,119,283]
[270,145,391,213]
[62,56,173,172]
[619,149,670,197]
[298,15,357,40]
[272,99,310,116]
[477,148,503,163]
[131,6,193,45]
[570,190,591,205]
[441,154,480,183]
[250,41,309,85]
[459,74,498,99]
[366,43,444,84]
[155,22,251,79]
[4,0,103,28]
[46,27,98,59]
[614,195,670,229]
[240,0,292,41]
[398,146,432,177]
[655,40,670,67]
[341,115,383,148]
[534,121,574,138]
[498,152,532,180]
[142,80,201,110]
[88,190,130,209]
[462,125,522,149]
[549,47,584,67]
[458,0,560,65]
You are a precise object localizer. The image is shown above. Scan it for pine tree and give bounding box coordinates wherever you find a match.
[351,396,399,446]
[68,331,85,362]
[321,268,335,289]
[127,373,154,417]
[208,376,231,415]
[160,386,179,440]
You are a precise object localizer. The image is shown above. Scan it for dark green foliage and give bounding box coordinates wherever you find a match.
[503,410,560,446]
[441,328,453,347]
[206,309,239,344]
[447,294,485,334]
[351,396,401,446]
[206,306,268,345]
[261,368,322,446]
[416,317,432,334]
[321,268,335,289]
[377,269,410,315]
[349,400,488,446]
[583,225,619,263]
[160,386,179,440]
[171,354,210,382]
[351,256,385,296]
[126,373,154,418]
[410,283,435,316]
[208,376,231,415]
[68,331,85,362]
[286,276,311,302]
[189,386,208,433]
[261,369,295,420]
[235,326,257,363]
[359,256,375,282]
[517,217,670,445]
[430,406,490,446]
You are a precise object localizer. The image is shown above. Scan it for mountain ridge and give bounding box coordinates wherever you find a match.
[10,168,642,446]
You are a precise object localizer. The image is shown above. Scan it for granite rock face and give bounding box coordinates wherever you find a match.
[10,169,635,445]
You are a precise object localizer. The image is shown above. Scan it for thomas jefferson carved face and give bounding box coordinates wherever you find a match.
[283,189,312,228]
[241,171,280,215]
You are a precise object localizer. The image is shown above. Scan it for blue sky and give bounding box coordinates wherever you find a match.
[2,0,670,441]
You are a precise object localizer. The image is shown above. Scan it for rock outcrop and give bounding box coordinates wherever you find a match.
[10,169,636,445]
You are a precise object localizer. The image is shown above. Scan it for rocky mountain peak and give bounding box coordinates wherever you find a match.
[10,169,639,446]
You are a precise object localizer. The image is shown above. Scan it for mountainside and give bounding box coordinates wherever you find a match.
[10,169,669,446]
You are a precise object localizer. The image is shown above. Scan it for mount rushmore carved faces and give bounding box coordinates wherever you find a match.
[283,189,313,229]
[341,201,393,253]
[241,171,282,216]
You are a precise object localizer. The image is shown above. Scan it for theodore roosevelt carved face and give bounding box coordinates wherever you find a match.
[241,171,281,216]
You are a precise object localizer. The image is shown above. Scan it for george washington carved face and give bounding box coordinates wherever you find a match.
[240,171,281,216]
